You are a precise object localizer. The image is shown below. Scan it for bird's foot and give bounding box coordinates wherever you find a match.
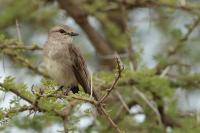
[56,86,70,96]
[57,85,64,91]
[56,85,79,96]
[63,89,70,95]
[70,86,79,94]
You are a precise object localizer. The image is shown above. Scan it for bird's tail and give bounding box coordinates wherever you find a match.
[85,84,99,101]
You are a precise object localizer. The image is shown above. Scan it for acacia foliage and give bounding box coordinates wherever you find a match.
[1,0,200,133]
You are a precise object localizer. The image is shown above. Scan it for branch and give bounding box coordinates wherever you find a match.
[61,101,78,133]
[15,19,22,42]
[115,90,130,113]
[2,105,34,119]
[99,56,124,103]
[99,105,122,133]
[2,79,122,133]
[72,56,124,133]
[169,16,200,56]
[0,44,42,51]
[0,83,34,105]
[156,16,200,74]
[2,50,49,78]
[122,0,200,15]
[0,82,72,117]
[181,17,200,41]
[72,95,123,133]
[134,87,163,127]
[72,96,96,105]
[0,41,47,78]
[0,53,124,133]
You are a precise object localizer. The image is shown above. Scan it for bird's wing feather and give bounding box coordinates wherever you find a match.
[69,44,98,100]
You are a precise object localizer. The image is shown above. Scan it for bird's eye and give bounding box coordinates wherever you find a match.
[58,29,66,34]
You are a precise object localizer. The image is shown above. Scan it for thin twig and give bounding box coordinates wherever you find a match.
[15,19,22,42]
[0,44,42,51]
[0,54,124,133]
[72,96,96,105]
[61,101,78,133]
[71,56,124,132]
[115,90,130,113]
[126,0,200,15]
[90,72,93,98]
[156,16,200,74]
[160,66,170,78]
[3,50,48,78]
[169,17,200,56]
[0,82,60,116]
[63,116,68,133]
[0,83,34,105]
[3,105,34,118]
[181,17,200,41]
[97,53,129,59]
[99,56,124,103]
[134,87,163,127]
[100,106,122,133]
[2,53,5,72]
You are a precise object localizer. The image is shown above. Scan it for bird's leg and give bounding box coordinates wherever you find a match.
[56,85,71,95]
[56,85,79,95]
[70,86,79,94]
[63,88,71,95]
[57,85,64,91]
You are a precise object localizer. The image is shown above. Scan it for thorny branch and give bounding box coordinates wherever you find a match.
[181,17,200,42]
[2,105,34,118]
[156,16,200,74]
[100,106,122,133]
[0,56,124,132]
[122,0,200,15]
[115,90,130,113]
[72,96,123,133]
[0,44,42,51]
[0,82,79,132]
[169,17,200,56]
[2,49,48,78]
[0,42,46,77]
[61,101,78,133]
[1,0,198,132]
[134,87,163,127]
[99,56,124,103]
[99,56,124,133]
[72,56,124,133]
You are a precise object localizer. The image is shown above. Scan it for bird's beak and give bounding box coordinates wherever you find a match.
[65,32,79,36]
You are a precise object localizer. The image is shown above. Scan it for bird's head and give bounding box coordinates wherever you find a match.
[49,25,79,43]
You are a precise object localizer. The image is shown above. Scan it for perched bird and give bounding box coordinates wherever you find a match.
[43,25,98,100]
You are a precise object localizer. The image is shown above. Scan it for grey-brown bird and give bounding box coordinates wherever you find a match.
[43,25,98,100]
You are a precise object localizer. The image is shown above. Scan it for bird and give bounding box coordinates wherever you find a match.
[43,25,99,100]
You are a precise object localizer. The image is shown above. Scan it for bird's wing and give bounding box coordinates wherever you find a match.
[69,44,98,100]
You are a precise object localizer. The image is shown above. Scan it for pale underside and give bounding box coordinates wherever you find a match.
[43,37,78,88]
[43,33,97,99]
[44,57,78,87]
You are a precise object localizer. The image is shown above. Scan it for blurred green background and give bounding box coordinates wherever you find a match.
[1,0,200,133]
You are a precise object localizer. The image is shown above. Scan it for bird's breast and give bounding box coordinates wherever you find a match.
[44,57,77,87]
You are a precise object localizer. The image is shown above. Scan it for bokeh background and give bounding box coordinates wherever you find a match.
[1,0,200,133]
